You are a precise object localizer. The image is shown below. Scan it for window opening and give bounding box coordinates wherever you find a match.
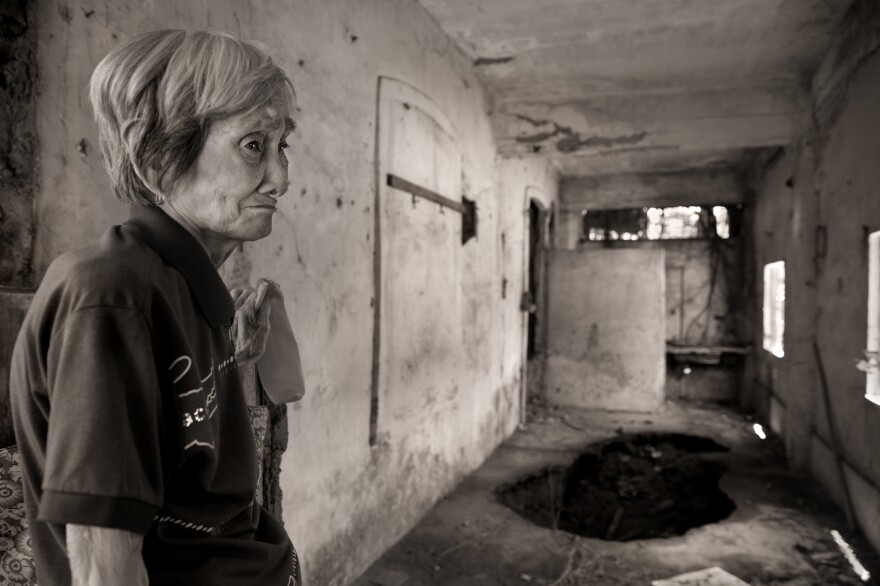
[763,261,785,358]
[581,205,741,242]
[864,232,880,405]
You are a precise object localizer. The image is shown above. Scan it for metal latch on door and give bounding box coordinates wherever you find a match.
[386,173,478,245]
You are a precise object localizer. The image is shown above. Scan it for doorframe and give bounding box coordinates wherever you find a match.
[520,187,549,425]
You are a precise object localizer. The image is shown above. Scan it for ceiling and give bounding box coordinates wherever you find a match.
[417,0,852,176]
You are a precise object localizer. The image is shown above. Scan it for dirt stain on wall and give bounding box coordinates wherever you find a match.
[0,0,37,288]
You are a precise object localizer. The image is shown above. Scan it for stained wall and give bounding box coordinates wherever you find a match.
[546,247,666,412]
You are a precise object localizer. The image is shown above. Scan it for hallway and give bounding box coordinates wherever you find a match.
[356,401,880,585]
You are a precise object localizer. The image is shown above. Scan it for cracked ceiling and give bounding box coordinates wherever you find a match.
[416,0,851,176]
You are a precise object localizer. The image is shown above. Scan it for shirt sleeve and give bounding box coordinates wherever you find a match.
[38,306,165,534]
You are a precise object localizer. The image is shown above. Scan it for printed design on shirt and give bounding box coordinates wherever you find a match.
[289,544,301,586]
[155,499,255,537]
[168,355,220,452]
[203,367,219,419]
[218,352,237,377]
[220,320,239,378]
[154,514,214,534]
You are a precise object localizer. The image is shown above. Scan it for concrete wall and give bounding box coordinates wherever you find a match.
[747,0,880,555]
[553,168,749,404]
[577,240,743,346]
[576,239,746,403]
[746,146,818,469]
[1,1,559,584]
[546,248,666,411]
[561,168,746,211]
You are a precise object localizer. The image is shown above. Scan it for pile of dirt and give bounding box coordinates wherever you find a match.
[497,433,736,541]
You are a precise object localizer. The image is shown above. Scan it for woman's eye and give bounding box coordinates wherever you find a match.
[245,141,262,153]
[279,141,289,152]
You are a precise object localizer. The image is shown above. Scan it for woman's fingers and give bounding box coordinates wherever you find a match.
[233,285,272,367]
[254,279,270,310]
[231,277,280,368]
[255,299,272,330]
[230,286,255,309]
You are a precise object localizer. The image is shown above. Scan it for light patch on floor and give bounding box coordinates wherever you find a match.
[651,566,749,586]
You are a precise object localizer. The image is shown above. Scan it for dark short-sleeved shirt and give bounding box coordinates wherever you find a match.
[9,205,298,585]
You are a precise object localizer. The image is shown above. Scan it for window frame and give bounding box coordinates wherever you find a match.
[866,232,880,405]
[763,261,785,358]
[579,204,740,243]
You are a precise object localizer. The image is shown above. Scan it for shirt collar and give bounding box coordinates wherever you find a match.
[127,205,235,328]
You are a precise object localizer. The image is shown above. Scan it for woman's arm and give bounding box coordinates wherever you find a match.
[67,524,149,586]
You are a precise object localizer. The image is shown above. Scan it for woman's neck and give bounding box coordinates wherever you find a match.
[158,205,237,268]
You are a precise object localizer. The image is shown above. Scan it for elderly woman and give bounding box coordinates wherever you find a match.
[10,31,301,585]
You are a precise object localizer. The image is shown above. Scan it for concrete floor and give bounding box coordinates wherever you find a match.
[354,400,880,586]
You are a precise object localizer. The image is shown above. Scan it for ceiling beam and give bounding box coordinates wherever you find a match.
[553,147,754,177]
[561,168,745,211]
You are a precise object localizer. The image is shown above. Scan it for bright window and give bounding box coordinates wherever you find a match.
[763,261,785,358]
[580,205,740,242]
[866,232,880,404]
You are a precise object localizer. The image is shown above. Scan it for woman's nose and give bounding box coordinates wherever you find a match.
[259,154,289,198]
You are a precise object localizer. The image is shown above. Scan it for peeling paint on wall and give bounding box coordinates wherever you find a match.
[512,114,647,153]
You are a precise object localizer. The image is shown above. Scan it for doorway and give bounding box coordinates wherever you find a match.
[525,198,549,405]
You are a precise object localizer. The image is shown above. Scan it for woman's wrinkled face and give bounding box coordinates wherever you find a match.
[166,103,292,246]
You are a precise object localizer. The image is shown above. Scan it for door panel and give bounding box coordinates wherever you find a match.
[376,79,463,435]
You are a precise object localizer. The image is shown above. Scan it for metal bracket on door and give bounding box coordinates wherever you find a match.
[387,173,478,244]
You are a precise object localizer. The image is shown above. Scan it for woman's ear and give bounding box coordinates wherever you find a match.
[121,118,165,203]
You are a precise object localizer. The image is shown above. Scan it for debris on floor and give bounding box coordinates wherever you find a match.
[354,402,880,586]
[651,566,750,586]
[497,433,735,541]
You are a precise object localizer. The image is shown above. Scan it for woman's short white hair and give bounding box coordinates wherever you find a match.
[89,30,296,205]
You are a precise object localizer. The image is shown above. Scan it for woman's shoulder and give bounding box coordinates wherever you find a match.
[41,224,164,311]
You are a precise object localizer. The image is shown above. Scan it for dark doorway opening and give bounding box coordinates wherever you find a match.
[496,433,735,541]
[526,201,545,360]
[524,199,551,408]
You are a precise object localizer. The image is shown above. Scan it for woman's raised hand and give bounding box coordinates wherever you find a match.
[230,280,273,367]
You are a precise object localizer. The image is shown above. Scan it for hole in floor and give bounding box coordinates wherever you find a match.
[497,433,736,541]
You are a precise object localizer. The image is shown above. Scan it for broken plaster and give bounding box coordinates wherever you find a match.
[513,114,647,153]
